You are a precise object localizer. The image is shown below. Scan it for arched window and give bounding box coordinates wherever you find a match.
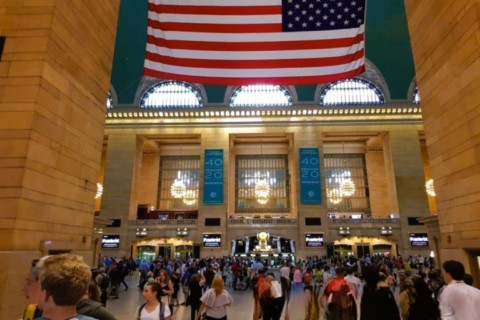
[229,85,292,107]
[140,81,203,109]
[413,86,420,104]
[320,78,385,106]
[106,91,113,109]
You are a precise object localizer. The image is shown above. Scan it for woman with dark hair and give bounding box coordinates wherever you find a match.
[189,271,204,320]
[156,269,174,315]
[360,266,400,320]
[407,276,439,320]
[136,282,172,320]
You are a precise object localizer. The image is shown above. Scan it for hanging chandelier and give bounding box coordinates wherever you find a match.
[95,183,103,199]
[171,171,186,198]
[182,189,197,206]
[339,177,356,197]
[327,187,342,204]
[425,179,436,197]
[255,179,270,204]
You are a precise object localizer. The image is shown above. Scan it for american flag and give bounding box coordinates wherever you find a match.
[144,0,366,86]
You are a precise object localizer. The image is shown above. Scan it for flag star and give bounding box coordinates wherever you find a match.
[302,0,307,2]
[337,14,342,19]
[309,3,314,8]
[357,18,362,24]
[323,15,329,20]
[329,8,335,13]
[344,7,349,12]
[288,10,293,15]
[302,10,307,15]
[316,9,321,14]
[309,15,314,21]
[358,6,363,11]
[316,21,321,26]
[288,23,294,28]
[323,3,329,8]
[344,19,350,25]
[330,21,336,26]
[337,2,343,7]
[302,22,308,27]
[351,13,356,18]
[351,1,357,6]
[295,16,301,21]
[294,4,300,9]
[288,0,293,3]
[316,0,321,2]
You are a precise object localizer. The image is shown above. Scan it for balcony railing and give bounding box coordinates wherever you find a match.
[130,219,197,226]
[229,218,297,225]
[329,217,400,225]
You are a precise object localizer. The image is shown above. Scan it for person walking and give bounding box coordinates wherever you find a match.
[439,260,480,320]
[196,277,233,320]
[136,282,172,320]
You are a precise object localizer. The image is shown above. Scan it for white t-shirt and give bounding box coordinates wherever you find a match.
[280,266,291,280]
[200,288,233,319]
[137,302,171,320]
[439,281,480,320]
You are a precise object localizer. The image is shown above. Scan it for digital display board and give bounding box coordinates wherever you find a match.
[203,233,221,247]
[101,235,120,249]
[409,233,429,247]
[305,233,324,247]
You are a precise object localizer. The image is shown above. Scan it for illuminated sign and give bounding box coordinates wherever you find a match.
[101,235,120,249]
[409,233,429,247]
[305,233,324,247]
[203,233,221,247]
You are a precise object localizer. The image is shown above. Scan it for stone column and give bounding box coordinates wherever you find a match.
[405,0,480,270]
[100,133,143,257]
[0,1,119,318]
[383,130,430,256]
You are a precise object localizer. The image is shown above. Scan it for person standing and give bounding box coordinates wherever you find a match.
[196,277,233,320]
[136,282,172,320]
[189,272,204,320]
[439,260,480,320]
[33,254,97,320]
[95,267,110,307]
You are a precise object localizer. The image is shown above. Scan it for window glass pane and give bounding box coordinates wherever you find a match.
[413,86,421,104]
[236,155,290,213]
[230,85,292,107]
[324,153,370,217]
[141,81,202,109]
[158,156,200,210]
[320,78,385,106]
[106,91,113,109]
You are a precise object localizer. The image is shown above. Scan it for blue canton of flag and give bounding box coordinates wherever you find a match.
[282,0,366,32]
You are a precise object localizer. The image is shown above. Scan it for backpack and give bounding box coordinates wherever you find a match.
[100,274,110,290]
[137,302,165,320]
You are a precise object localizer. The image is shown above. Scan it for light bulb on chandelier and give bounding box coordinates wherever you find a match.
[425,179,436,197]
[255,179,270,199]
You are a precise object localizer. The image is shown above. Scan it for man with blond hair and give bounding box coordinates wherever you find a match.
[34,254,96,320]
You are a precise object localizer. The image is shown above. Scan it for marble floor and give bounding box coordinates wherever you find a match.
[107,273,308,320]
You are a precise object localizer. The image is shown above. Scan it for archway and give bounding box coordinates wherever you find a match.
[333,236,397,258]
[133,237,194,261]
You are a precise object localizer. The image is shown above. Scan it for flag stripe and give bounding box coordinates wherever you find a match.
[145,49,364,69]
[146,42,364,60]
[157,0,280,6]
[147,25,365,42]
[149,3,282,15]
[147,34,364,52]
[144,66,366,86]
[145,57,364,77]
[148,20,281,33]
[156,13,282,24]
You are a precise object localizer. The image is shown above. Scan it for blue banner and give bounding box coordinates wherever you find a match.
[299,148,322,204]
[203,149,224,204]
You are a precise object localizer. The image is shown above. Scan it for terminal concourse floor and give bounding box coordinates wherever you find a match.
[107,273,307,320]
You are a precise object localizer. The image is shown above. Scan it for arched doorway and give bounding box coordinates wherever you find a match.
[133,237,195,261]
[333,236,397,258]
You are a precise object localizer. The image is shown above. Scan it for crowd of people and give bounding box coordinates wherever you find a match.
[19,253,480,320]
